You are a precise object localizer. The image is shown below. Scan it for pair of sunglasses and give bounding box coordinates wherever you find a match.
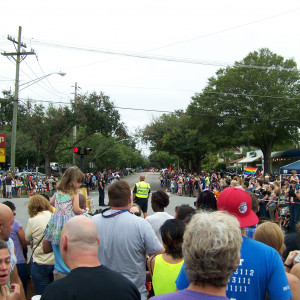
[132,212,141,217]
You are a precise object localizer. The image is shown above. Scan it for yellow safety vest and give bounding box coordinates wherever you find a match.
[135,181,150,198]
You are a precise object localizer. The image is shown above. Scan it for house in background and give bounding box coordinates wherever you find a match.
[228,149,300,175]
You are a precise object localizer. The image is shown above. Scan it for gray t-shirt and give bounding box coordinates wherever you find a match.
[145,212,174,244]
[92,210,162,300]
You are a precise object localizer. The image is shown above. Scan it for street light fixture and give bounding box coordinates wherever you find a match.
[19,72,66,91]
[10,71,66,174]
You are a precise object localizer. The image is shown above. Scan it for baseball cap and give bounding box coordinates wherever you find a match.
[217,187,258,228]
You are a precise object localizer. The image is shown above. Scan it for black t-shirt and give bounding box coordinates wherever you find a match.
[5,177,12,185]
[41,265,140,300]
[288,186,300,204]
[98,179,105,190]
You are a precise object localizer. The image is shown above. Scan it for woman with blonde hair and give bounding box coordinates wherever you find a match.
[254,222,300,299]
[129,203,142,217]
[25,195,54,295]
[266,185,279,221]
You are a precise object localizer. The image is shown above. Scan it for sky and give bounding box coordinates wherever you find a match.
[1,0,300,156]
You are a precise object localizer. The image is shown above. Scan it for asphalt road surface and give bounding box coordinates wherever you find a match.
[5,172,196,231]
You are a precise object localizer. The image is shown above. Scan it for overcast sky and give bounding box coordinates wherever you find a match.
[1,1,300,155]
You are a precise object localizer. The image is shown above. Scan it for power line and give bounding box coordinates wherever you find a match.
[26,39,299,72]
[22,60,66,98]
[15,97,300,123]
[142,8,300,52]
[114,106,300,122]
[19,97,70,106]
[34,54,69,96]
[49,9,300,72]
[201,90,300,101]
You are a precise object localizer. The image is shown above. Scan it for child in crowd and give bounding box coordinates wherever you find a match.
[290,170,299,184]
[44,166,85,245]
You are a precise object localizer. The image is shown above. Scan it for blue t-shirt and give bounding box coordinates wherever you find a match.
[52,244,69,274]
[176,237,292,300]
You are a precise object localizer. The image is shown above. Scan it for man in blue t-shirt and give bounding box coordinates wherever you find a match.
[176,187,292,300]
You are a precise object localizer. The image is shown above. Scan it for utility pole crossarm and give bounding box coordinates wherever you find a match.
[2,51,35,56]
[7,35,27,48]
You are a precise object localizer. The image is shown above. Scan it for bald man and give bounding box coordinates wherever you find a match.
[0,203,25,300]
[41,216,140,300]
[133,175,150,218]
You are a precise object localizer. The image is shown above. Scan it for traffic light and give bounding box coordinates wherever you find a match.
[84,147,92,155]
[74,147,82,155]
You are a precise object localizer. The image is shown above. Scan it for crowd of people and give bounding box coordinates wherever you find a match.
[161,169,300,233]
[0,173,58,199]
[0,166,300,299]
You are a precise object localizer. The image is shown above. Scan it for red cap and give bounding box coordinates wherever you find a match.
[217,187,258,228]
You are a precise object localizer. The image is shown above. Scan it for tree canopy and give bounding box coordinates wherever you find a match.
[188,48,300,173]
[19,92,125,175]
[143,48,300,174]
[143,111,210,172]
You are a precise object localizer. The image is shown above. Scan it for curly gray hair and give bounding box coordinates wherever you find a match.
[183,211,242,287]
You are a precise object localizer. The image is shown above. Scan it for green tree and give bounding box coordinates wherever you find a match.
[148,151,179,169]
[189,48,300,174]
[143,111,209,172]
[21,92,124,175]
[65,134,147,171]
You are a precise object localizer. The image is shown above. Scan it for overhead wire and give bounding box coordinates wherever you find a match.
[1,35,68,99]
[135,8,300,53]
[16,97,300,123]
[34,54,70,96]
[22,36,300,71]
[1,9,300,121]
[21,61,66,98]
[26,39,300,72]
[17,7,300,72]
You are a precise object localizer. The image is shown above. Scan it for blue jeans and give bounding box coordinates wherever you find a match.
[16,263,27,296]
[30,262,54,295]
[289,203,300,232]
[259,204,269,218]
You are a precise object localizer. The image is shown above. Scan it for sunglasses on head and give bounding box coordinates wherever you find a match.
[133,212,141,217]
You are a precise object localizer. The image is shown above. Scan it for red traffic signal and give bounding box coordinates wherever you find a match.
[84,147,92,155]
[74,147,82,155]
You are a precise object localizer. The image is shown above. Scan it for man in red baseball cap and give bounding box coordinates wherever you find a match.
[217,187,292,300]
[217,186,258,228]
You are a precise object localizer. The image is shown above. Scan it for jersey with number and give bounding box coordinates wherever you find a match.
[176,236,292,300]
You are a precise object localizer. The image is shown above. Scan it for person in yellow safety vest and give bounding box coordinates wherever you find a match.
[133,175,151,218]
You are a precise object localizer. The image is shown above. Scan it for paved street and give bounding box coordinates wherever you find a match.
[6,172,196,230]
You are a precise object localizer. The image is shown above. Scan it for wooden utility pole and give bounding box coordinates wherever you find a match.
[1,26,35,173]
[73,82,80,165]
